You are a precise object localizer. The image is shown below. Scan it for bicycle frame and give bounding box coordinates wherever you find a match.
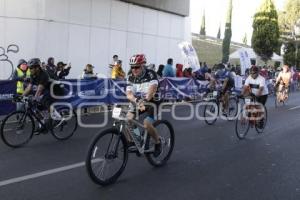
[17,98,49,130]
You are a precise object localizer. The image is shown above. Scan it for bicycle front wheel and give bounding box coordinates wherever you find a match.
[203,100,218,125]
[235,110,250,140]
[51,108,78,140]
[145,120,175,167]
[255,106,268,134]
[85,128,128,186]
[0,111,34,148]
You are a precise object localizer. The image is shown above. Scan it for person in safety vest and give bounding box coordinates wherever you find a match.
[12,59,30,111]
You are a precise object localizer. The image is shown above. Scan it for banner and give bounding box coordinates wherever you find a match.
[178,42,200,72]
[0,80,16,115]
[239,49,251,75]
[0,78,241,116]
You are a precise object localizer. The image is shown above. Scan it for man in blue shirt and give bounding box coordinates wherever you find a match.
[163,58,175,77]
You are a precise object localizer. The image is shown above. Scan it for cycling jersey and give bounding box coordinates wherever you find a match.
[215,69,235,91]
[244,75,269,96]
[126,68,159,99]
[126,68,159,121]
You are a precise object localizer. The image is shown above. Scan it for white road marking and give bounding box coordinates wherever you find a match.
[0,162,85,187]
[288,106,300,111]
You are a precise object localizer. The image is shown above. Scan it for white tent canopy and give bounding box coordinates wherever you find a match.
[229,47,283,62]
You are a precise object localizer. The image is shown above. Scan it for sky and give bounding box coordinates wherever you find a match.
[190,0,286,44]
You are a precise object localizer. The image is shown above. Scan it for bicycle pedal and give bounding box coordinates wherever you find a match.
[128,146,138,153]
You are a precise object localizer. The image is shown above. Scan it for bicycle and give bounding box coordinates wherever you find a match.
[203,89,238,125]
[85,103,175,186]
[0,95,78,148]
[275,83,289,108]
[235,95,267,140]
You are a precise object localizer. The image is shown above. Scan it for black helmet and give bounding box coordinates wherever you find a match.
[28,58,41,68]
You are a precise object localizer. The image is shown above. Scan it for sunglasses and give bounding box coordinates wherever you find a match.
[131,66,141,70]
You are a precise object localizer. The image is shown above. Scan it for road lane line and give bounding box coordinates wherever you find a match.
[288,105,300,111]
[0,162,85,187]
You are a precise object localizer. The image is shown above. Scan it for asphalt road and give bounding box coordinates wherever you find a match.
[1,92,300,200]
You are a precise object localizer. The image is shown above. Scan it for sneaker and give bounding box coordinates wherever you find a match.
[34,127,48,135]
[127,142,138,153]
[153,140,162,157]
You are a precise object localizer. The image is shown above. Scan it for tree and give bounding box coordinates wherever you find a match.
[243,33,247,45]
[278,0,300,66]
[283,42,297,66]
[251,0,280,63]
[217,25,221,39]
[222,0,232,63]
[200,11,206,36]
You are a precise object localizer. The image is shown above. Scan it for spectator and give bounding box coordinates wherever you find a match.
[260,65,268,79]
[111,60,125,80]
[46,57,58,80]
[12,59,30,111]
[41,62,47,70]
[109,55,118,78]
[193,66,205,80]
[163,58,175,77]
[81,64,97,79]
[183,68,192,78]
[147,64,156,71]
[157,64,164,79]
[202,62,209,73]
[176,64,184,77]
[56,62,71,79]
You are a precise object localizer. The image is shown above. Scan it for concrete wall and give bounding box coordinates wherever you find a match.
[0,0,191,79]
[120,0,190,16]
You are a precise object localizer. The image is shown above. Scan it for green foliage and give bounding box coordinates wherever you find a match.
[251,0,280,62]
[222,0,232,63]
[200,12,206,36]
[283,42,300,66]
[278,0,300,67]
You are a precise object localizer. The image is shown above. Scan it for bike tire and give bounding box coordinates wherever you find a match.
[0,111,34,148]
[51,109,78,140]
[227,96,239,121]
[255,106,268,134]
[203,100,218,125]
[85,128,128,186]
[145,120,175,167]
[235,110,250,140]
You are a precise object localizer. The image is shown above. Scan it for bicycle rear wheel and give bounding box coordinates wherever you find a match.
[0,111,34,147]
[227,96,239,120]
[86,128,128,186]
[145,120,175,167]
[235,110,250,140]
[51,108,78,140]
[203,100,218,125]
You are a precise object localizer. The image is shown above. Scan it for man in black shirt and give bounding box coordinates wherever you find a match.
[23,58,53,109]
